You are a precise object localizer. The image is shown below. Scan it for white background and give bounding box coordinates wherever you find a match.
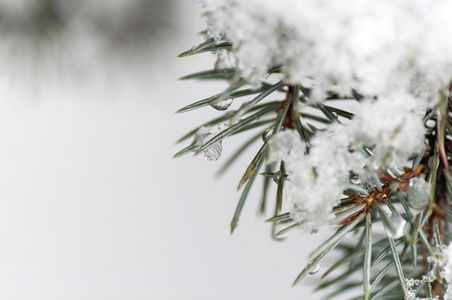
[0,2,338,299]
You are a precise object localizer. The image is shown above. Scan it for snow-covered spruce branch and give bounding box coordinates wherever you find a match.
[175,1,452,299]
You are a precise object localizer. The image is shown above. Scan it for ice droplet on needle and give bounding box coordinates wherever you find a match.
[262,128,274,141]
[272,171,280,183]
[210,98,233,111]
[308,263,321,275]
[202,140,222,161]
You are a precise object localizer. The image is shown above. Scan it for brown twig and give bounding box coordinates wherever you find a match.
[337,165,424,225]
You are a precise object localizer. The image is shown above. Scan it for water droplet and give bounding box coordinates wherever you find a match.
[387,214,407,239]
[262,129,274,141]
[202,141,223,161]
[272,171,281,183]
[408,177,431,214]
[210,98,233,111]
[262,127,284,142]
[331,112,338,118]
[308,263,321,275]
[349,174,361,185]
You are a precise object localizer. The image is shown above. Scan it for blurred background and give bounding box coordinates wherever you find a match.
[0,1,333,299]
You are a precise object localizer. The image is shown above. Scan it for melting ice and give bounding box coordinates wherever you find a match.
[209,98,233,111]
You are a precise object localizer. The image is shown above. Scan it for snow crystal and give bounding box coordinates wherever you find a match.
[406,244,452,300]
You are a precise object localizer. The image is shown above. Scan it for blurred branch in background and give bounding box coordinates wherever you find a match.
[0,0,178,98]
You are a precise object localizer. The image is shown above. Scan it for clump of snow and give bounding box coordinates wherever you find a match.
[269,93,426,231]
[270,130,346,231]
[268,130,304,162]
[202,0,443,231]
[202,0,452,102]
[269,128,365,232]
[347,94,426,168]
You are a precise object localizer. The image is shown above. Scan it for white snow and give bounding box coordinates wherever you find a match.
[202,0,452,102]
[269,94,427,231]
[203,0,448,231]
